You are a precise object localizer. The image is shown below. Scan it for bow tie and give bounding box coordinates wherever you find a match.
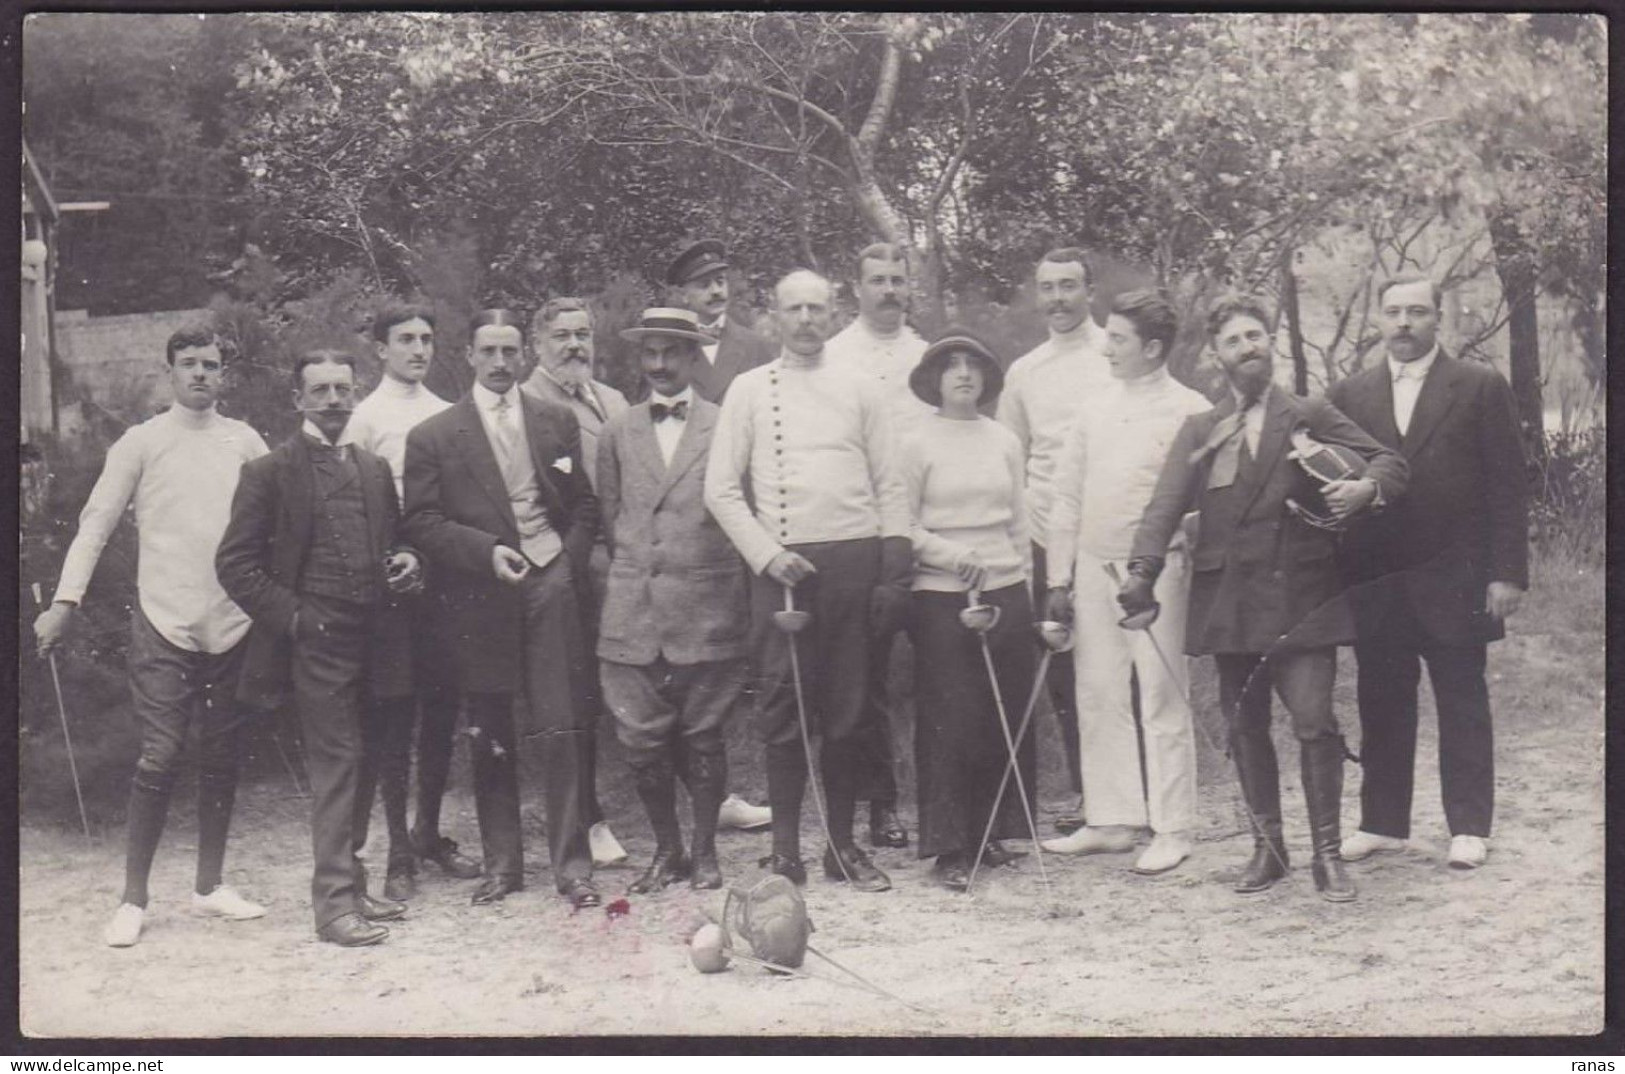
[651,400,689,423]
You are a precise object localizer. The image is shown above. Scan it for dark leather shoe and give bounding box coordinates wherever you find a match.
[1311,853,1356,903]
[982,840,1028,868]
[356,890,407,922]
[689,850,723,891]
[627,849,691,895]
[868,804,908,848]
[758,853,807,886]
[1234,841,1290,894]
[470,875,522,905]
[318,911,388,947]
[416,834,482,880]
[561,878,602,910]
[383,869,416,902]
[932,854,969,892]
[823,844,892,893]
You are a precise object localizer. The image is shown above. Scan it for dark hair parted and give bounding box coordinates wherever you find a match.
[292,348,358,392]
[1204,294,1273,341]
[469,308,527,345]
[1038,246,1092,287]
[1375,273,1442,310]
[165,324,220,365]
[1109,289,1179,361]
[371,303,436,344]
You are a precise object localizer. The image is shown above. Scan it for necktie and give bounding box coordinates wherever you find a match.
[1193,401,1256,488]
[650,400,689,423]
[573,384,606,424]
[492,396,520,462]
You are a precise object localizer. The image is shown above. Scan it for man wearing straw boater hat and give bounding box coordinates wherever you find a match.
[597,307,754,893]
[665,239,776,835]
[705,269,911,893]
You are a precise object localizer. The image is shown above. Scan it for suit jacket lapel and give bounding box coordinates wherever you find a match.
[1237,389,1293,524]
[1365,364,1403,448]
[358,453,390,558]
[654,402,713,506]
[520,395,567,521]
[1401,352,1460,457]
[626,406,664,485]
[452,396,515,526]
[278,435,316,579]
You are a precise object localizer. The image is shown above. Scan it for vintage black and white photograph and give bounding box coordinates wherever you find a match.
[15,9,1606,1040]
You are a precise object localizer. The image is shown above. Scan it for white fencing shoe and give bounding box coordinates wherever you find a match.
[1340,830,1406,861]
[1132,832,1192,875]
[1040,825,1137,856]
[589,821,629,866]
[1447,834,1489,870]
[104,903,145,948]
[191,885,267,920]
[717,794,773,831]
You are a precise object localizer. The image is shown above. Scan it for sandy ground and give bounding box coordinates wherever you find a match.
[18,588,1605,1041]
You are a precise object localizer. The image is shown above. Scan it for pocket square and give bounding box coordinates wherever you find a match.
[551,456,573,474]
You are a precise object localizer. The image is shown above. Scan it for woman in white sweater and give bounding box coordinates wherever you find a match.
[901,330,1037,890]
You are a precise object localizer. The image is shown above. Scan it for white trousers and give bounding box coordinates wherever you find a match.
[1070,549,1197,832]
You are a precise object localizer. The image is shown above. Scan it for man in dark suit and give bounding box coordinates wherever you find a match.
[217,350,421,947]
[1329,274,1529,872]
[597,308,753,893]
[402,309,603,910]
[667,238,775,405]
[1122,296,1408,903]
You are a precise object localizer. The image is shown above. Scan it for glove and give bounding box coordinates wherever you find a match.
[1044,587,1074,624]
[1116,574,1158,622]
[869,583,909,638]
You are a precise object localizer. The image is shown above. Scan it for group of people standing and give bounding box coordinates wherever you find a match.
[34,238,1528,951]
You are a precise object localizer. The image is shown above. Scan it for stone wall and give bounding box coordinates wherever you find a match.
[54,308,211,422]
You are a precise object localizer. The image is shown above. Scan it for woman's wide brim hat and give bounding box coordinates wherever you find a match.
[909,328,1004,407]
[619,307,715,345]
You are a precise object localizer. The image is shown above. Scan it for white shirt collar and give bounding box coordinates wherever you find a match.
[1229,383,1273,413]
[374,372,427,399]
[650,385,695,409]
[166,403,219,430]
[1388,343,1440,381]
[301,417,352,447]
[704,312,727,334]
[1120,364,1171,393]
[472,382,520,411]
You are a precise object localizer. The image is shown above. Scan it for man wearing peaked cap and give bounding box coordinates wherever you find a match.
[665,238,775,406]
[596,307,754,893]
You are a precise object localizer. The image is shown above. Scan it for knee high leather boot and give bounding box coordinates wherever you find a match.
[1302,737,1356,903]
[1231,726,1289,894]
[681,742,728,890]
[628,749,688,894]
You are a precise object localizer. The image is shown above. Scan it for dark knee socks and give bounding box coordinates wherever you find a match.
[122,774,172,908]
[194,769,237,896]
[766,744,807,860]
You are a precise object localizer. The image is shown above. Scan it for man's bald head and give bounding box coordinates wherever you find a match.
[773,270,835,358]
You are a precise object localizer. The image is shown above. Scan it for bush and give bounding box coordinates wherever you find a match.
[1530,426,1603,565]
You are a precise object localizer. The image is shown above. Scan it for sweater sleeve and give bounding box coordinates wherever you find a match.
[903,433,973,574]
[1044,407,1089,588]
[54,427,144,605]
[703,378,783,575]
[1007,428,1034,585]
[863,382,912,541]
